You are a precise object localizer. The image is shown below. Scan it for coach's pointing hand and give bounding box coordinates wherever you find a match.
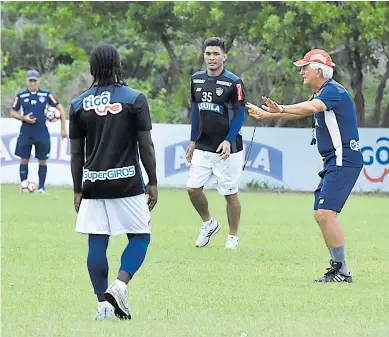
[261,96,283,113]
[217,140,231,161]
[146,183,158,211]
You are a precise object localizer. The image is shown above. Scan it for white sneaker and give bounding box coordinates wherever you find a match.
[94,306,113,320]
[225,235,238,249]
[104,283,131,320]
[37,188,49,194]
[195,218,221,247]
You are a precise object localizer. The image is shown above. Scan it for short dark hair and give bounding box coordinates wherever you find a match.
[89,44,127,88]
[204,37,226,52]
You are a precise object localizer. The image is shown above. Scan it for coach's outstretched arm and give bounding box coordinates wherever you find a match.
[247,96,327,120]
[137,130,158,211]
[246,102,304,121]
[70,138,85,212]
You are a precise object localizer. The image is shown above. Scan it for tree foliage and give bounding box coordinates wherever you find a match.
[2,1,388,127]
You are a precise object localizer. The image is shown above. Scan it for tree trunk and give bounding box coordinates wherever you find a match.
[224,33,236,53]
[197,37,206,69]
[161,34,181,77]
[382,101,389,128]
[345,41,365,126]
[374,60,389,127]
[275,82,295,127]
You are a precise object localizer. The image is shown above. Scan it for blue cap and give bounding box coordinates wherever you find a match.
[27,70,40,80]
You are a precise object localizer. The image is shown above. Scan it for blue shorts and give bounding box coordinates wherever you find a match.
[314,166,362,213]
[15,133,50,160]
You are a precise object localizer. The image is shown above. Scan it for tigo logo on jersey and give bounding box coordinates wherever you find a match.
[164,141,283,181]
[361,137,389,183]
[83,91,122,116]
[83,166,136,182]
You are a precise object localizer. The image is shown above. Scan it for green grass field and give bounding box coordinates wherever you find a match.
[1,185,388,337]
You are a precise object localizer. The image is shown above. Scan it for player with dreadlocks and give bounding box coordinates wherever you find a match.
[70,44,158,320]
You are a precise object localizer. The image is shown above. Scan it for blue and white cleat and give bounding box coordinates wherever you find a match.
[104,283,131,320]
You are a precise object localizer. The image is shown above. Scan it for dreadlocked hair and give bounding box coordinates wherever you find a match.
[89,44,127,90]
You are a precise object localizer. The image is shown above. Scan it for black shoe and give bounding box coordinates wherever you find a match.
[315,260,353,283]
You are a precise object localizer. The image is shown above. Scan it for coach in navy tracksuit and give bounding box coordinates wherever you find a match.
[247,49,363,283]
[10,70,67,193]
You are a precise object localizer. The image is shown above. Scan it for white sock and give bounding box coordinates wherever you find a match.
[228,234,238,241]
[202,218,213,226]
[98,301,110,310]
[115,279,127,290]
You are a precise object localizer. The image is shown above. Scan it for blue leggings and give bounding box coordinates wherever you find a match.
[87,233,150,294]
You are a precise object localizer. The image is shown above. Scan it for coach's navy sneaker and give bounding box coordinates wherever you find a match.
[104,283,131,320]
[195,218,221,247]
[94,306,113,320]
[315,260,353,283]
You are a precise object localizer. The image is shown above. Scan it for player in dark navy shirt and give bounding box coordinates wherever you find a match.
[70,44,157,320]
[185,37,246,250]
[247,49,363,283]
[10,70,67,193]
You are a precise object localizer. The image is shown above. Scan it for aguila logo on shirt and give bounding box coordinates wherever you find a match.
[82,91,122,116]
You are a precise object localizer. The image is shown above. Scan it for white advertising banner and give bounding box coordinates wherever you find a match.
[1,118,388,192]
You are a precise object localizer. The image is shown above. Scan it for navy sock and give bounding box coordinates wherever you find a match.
[20,164,28,181]
[87,234,110,294]
[120,234,150,278]
[38,165,47,189]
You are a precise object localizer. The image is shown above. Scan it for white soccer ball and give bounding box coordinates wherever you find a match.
[45,106,61,122]
[20,180,37,193]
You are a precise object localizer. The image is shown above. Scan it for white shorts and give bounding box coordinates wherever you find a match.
[187,149,243,195]
[75,194,151,235]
